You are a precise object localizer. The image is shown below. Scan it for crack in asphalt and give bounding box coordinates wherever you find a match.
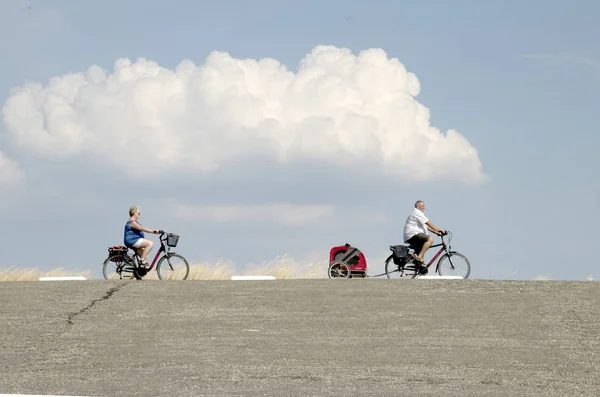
[66,283,128,326]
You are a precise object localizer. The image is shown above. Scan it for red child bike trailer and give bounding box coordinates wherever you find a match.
[328,243,368,278]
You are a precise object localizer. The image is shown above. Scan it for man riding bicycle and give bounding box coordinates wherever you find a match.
[403,200,445,267]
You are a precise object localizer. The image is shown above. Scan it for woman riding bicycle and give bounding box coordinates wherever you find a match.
[124,205,161,268]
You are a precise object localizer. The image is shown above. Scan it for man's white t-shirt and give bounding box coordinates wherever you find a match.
[403,208,429,242]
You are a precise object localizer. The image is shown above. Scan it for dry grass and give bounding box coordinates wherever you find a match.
[0,267,93,282]
[0,253,330,281]
[241,253,327,280]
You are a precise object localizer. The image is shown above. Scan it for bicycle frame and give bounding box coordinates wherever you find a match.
[421,234,451,269]
[131,233,172,272]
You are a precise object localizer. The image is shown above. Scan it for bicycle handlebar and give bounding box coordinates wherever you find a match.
[157,230,169,245]
[440,230,452,240]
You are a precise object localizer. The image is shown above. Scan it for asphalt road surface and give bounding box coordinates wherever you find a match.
[0,279,598,396]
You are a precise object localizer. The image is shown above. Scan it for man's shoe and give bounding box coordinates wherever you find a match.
[411,257,428,275]
[413,256,425,266]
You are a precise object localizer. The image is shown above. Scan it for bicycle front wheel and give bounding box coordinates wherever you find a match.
[157,253,190,280]
[436,251,471,279]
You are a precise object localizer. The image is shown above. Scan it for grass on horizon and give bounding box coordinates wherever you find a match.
[1,253,594,282]
[0,253,330,281]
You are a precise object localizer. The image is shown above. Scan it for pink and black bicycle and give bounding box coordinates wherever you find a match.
[103,231,190,280]
[385,231,471,279]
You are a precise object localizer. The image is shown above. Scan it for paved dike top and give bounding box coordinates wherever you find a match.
[0,279,598,397]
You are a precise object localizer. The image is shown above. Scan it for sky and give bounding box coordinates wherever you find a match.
[0,0,598,281]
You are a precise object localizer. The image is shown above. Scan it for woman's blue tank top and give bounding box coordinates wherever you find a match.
[124,220,144,246]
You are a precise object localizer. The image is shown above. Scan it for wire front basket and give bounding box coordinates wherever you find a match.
[166,233,179,247]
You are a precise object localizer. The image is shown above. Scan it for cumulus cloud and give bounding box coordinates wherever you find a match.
[1,45,486,184]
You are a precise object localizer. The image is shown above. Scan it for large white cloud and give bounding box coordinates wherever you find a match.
[1,45,486,184]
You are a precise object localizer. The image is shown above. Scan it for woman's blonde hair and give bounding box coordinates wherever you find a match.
[129,205,140,216]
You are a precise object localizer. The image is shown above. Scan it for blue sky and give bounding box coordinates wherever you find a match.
[1,0,598,281]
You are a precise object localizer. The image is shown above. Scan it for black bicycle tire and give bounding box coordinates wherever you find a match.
[436,251,471,279]
[102,256,134,280]
[384,255,417,279]
[157,253,190,280]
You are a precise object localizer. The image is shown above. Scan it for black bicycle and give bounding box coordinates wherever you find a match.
[384,231,471,279]
[103,231,190,280]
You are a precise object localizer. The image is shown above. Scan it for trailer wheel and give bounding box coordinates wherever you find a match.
[328,261,351,279]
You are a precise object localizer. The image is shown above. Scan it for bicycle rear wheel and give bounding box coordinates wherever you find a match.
[157,253,190,280]
[384,255,418,279]
[436,251,471,279]
[103,256,136,280]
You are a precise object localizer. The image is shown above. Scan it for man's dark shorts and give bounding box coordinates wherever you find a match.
[407,233,430,254]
